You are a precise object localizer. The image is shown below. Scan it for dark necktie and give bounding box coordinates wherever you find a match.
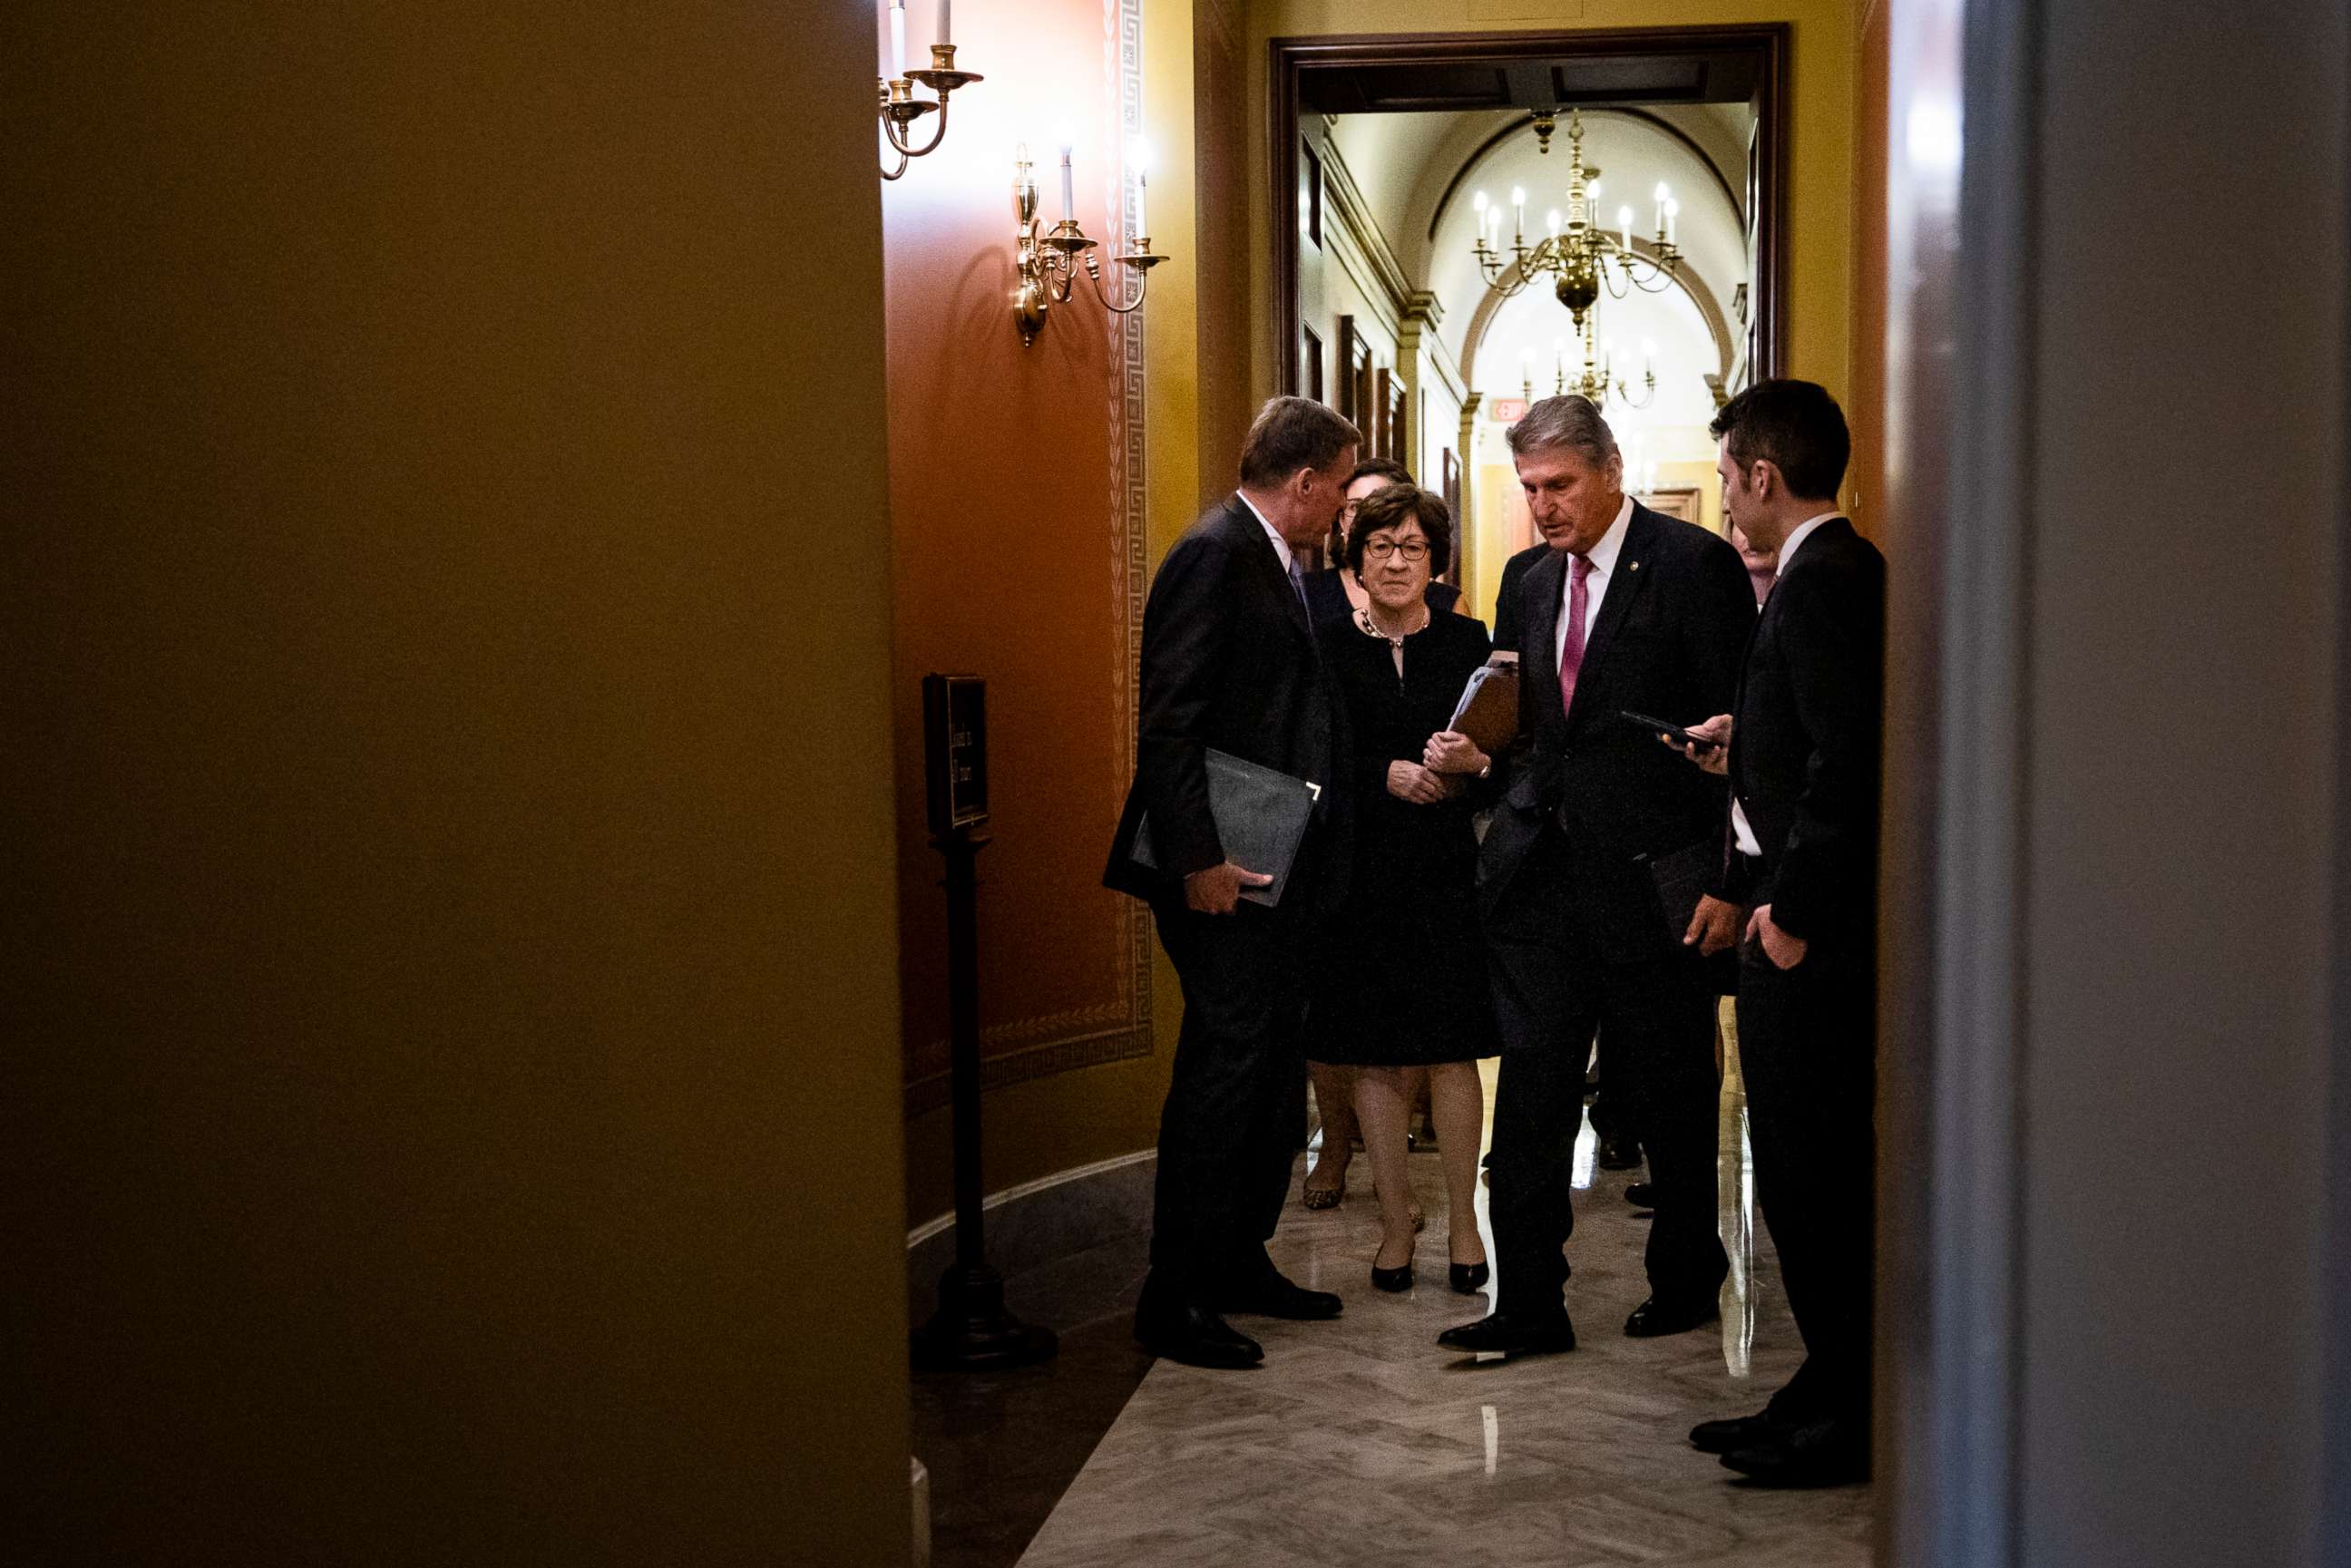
[1287,556,1309,613]
[1558,552,1595,716]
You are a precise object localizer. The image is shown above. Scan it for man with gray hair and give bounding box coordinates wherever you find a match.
[1423,394,1752,1359]
[1106,395,1361,1369]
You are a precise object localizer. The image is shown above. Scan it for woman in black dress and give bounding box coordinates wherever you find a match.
[1310,482,1500,1294]
[1299,458,1463,1216]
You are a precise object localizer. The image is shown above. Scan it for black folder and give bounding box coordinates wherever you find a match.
[1639,838,1737,994]
[1131,748,1321,908]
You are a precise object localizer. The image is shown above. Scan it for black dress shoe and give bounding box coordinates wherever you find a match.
[1448,1261,1489,1294]
[1436,1310,1576,1359]
[1213,1270,1343,1320]
[1690,1410,1782,1454]
[1371,1260,1413,1292]
[1624,1181,1656,1208]
[1134,1302,1263,1369]
[1624,1293,1719,1338]
[1721,1419,1869,1487]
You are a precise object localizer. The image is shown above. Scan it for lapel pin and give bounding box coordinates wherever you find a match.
[1629,560,1642,571]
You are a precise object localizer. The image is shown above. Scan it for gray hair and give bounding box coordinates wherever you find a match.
[1507,394,1619,469]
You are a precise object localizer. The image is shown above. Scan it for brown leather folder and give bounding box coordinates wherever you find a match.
[1449,665,1520,755]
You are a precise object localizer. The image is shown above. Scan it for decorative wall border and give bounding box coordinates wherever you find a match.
[902,0,1154,1117]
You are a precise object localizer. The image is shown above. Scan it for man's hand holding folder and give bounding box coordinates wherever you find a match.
[1185,861,1273,914]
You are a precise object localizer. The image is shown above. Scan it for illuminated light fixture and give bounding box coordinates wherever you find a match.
[1010,138,1166,346]
[1471,110,1681,332]
[877,0,983,180]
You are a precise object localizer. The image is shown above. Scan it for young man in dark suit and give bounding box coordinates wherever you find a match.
[1673,378,1885,1486]
[1423,395,1754,1358]
[1103,396,1361,1369]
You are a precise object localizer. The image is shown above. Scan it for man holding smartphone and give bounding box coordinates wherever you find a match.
[1672,379,1885,1487]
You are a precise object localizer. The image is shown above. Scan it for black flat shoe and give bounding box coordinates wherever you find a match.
[1596,1132,1644,1171]
[1691,1410,1781,1454]
[1212,1270,1343,1321]
[1624,1181,1656,1208]
[1449,1261,1489,1294]
[1371,1260,1413,1292]
[1624,1293,1719,1338]
[1436,1310,1576,1359]
[1721,1419,1869,1487]
[1134,1302,1263,1369]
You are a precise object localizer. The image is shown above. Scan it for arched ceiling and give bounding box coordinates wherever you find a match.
[1327,102,1753,395]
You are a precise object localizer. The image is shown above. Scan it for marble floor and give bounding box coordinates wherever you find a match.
[1009,1031,1873,1568]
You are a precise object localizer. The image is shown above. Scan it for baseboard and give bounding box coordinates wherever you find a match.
[904,1150,1156,1322]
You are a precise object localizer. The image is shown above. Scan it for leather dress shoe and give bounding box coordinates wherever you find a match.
[1134,1301,1263,1369]
[1595,1132,1644,1171]
[1213,1270,1343,1320]
[1436,1310,1576,1359]
[1690,1410,1782,1454]
[1448,1261,1488,1294]
[1624,1293,1719,1338]
[1721,1419,1869,1487]
[1624,1181,1656,1208]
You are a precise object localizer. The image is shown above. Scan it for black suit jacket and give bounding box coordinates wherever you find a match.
[1725,517,1886,942]
[1479,503,1753,957]
[1104,496,1350,911]
[1487,541,1551,656]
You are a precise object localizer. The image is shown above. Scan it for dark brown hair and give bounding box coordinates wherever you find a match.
[1238,396,1362,489]
[1347,456,1413,489]
[1342,483,1453,579]
[1709,378,1850,502]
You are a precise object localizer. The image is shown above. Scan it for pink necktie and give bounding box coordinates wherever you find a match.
[1558,552,1595,716]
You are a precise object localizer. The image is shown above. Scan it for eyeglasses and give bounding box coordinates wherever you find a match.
[1364,539,1429,561]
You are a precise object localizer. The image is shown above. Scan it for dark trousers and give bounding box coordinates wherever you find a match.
[1484,833,1728,1318]
[1736,931,1876,1428]
[1145,895,1312,1301]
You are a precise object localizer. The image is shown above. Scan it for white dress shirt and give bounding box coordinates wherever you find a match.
[1552,492,1635,676]
[1731,511,1846,859]
[1235,491,1294,576]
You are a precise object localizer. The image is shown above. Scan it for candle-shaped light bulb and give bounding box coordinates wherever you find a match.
[889,0,907,79]
[1510,185,1526,244]
[940,0,952,45]
[1618,203,1634,252]
[1058,139,1075,223]
[1473,189,1488,214]
[1130,137,1150,241]
[1654,180,1670,233]
[1663,198,1679,246]
[1546,209,1561,238]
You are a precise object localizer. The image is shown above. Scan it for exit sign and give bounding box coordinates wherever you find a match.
[1488,397,1528,424]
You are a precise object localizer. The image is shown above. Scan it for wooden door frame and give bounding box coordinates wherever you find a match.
[1267,24,1790,397]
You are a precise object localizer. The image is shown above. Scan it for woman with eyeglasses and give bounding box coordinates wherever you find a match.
[1298,458,1462,1215]
[1299,458,1464,631]
[1306,482,1500,1295]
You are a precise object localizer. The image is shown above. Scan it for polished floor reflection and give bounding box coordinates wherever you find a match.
[1011,1015,1870,1568]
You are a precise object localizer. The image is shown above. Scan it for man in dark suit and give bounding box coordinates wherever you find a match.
[1424,395,1753,1359]
[1494,531,1645,1180]
[1103,395,1361,1369]
[1673,379,1884,1486]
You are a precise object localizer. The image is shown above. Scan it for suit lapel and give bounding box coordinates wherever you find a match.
[1523,548,1566,726]
[1225,494,1314,647]
[1563,505,1656,730]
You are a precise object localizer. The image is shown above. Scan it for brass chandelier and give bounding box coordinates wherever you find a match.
[1471,110,1682,334]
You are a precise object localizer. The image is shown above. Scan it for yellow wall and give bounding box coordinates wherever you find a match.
[5,3,910,1560]
[1249,0,1861,428]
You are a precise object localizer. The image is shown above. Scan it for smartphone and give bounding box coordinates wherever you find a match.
[1619,708,1722,751]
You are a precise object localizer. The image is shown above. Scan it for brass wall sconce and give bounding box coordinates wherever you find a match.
[878,0,981,180]
[1010,143,1166,347]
